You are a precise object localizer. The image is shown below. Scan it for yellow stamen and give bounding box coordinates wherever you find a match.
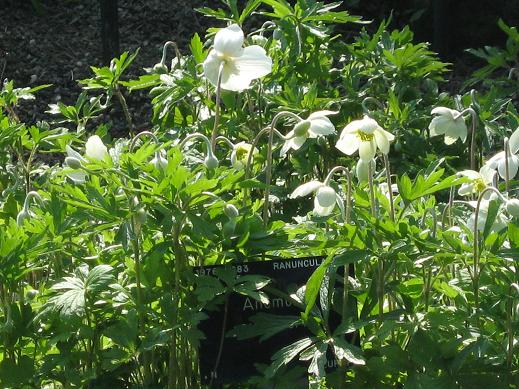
[357,131,374,142]
[236,147,249,161]
[474,178,486,193]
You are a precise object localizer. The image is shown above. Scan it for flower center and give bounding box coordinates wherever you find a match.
[473,178,486,193]
[236,147,249,161]
[357,131,374,142]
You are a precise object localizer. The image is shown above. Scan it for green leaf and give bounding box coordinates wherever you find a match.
[228,313,301,342]
[303,254,333,318]
[332,336,365,365]
[190,33,206,64]
[482,199,500,240]
[266,337,314,378]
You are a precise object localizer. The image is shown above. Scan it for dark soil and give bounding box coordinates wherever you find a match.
[1,0,208,135]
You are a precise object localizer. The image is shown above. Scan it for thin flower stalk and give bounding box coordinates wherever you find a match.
[210,63,225,154]
[243,111,301,222]
[323,166,351,223]
[472,186,507,311]
[505,137,510,193]
[161,41,182,70]
[361,96,385,115]
[453,107,478,170]
[383,154,395,222]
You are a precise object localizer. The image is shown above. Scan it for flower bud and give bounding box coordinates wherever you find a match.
[65,156,83,169]
[151,151,168,170]
[26,289,39,300]
[204,155,219,170]
[224,204,239,219]
[135,207,147,227]
[356,158,375,183]
[16,209,31,226]
[153,62,169,74]
[251,35,268,47]
[506,199,519,218]
[294,120,311,137]
[273,28,283,41]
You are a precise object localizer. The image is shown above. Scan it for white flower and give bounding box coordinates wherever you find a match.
[290,180,344,217]
[203,24,272,92]
[355,158,375,183]
[151,151,168,170]
[458,165,495,197]
[506,198,519,218]
[85,135,109,161]
[280,111,336,157]
[335,115,394,161]
[486,127,519,179]
[429,107,468,145]
[467,199,508,233]
[64,135,109,183]
[231,142,257,170]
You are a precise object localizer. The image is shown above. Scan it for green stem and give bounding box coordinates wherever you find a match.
[210,63,225,154]
[115,88,134,135]
[505,137,510,193]
[383,154,395,222]
[472,187,507,312]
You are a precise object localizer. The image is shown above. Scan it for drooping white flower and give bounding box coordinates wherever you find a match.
[335,115,394,161]
[290,180,344,217]
[467,199,508,232]
[429,107,468,145]
[85,135,109,161]
[486,127,519,179]
[64,135,109,183]
[458,165,495,197]
[355,158,375,183]
[280,111,336,157]
[231,142,257,170]
[203,24,272,92]
[150,150,168,171]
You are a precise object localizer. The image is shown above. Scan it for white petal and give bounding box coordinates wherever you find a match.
[374,129,390,154]
[221,45,272,91]
[486,151,504,170]
[316,186,337,207]
[335,133,360,155]
[308,115,335,137]
[480,165,495,184]
[313,196,334,216]
[358,116,379,134]
[509,155,519,179]
[459,170,481,180]
[280,131,295,157]
[458,183,474,196]
[356,158,374,182]
[428,116,448,137]
[202,50,223,88]
[214,24,244,57]
[307,110,338,120]
[431,107,456,117]
[85,135,108,161]
[290,181,324,198]
[509,127,519,155]
[358,140,376,161]
[342,119,362,134]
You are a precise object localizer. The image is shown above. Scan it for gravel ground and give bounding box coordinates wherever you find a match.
[1,0,208,134]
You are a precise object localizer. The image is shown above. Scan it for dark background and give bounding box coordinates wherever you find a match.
[1,0,518,126]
